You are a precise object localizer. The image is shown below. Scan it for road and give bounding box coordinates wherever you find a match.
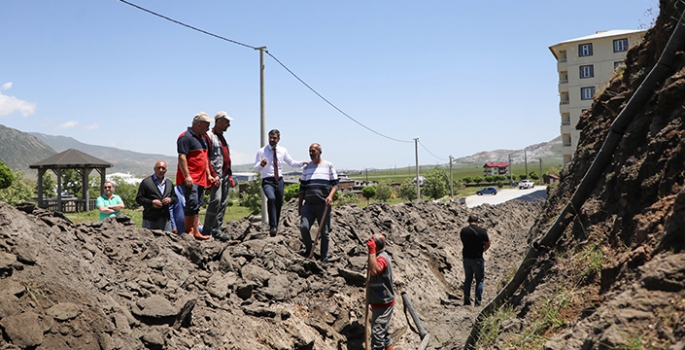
[464,187,547,208]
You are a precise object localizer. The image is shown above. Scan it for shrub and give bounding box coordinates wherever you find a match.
[0,161,14,190]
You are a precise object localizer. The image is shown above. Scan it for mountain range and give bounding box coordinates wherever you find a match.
[0,123,562,177]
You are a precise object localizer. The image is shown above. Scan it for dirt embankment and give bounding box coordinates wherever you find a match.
[0,197,542,350]
[473,1,685,348]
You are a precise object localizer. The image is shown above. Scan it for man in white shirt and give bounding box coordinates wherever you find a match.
[254,129,307,236]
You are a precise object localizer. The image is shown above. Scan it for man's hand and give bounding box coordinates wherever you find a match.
[367,238,376,255]
[229,176,235,187]
[152,199,163,209]
[184,175,193,187]
[260,158,267,167]
[325,196,333,206]
[161,197,171,205]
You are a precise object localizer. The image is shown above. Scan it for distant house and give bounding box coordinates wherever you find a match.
[106,172,142,186]
[543,174,560,184]
[483,162,509,176]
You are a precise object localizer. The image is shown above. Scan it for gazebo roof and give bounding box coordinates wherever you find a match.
[29,148,113,169]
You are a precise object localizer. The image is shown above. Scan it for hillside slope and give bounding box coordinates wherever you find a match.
[0,125,56,170]
[469,1,685,348]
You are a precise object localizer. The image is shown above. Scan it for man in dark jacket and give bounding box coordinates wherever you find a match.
[460,214,490,306]
[136,160,177,231]
[367,233,394,350]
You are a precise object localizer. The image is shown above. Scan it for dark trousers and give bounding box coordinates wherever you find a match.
[261,177,284,229]
[300,203,331,262]
[183,184,205,216]
[203,174,230,236]
[463,258,485,304]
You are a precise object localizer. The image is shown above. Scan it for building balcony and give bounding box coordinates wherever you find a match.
[560,123,572,134]
[559,79,568,84]
[560,100,570,105]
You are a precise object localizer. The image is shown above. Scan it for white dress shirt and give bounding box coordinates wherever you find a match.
[254,145,305,178]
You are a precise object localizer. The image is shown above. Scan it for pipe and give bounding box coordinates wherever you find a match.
[401,291,428,339]
[465,7,685,349]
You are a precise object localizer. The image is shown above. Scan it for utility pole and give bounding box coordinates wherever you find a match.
[256,46,268,226]
[414,137,420,202]
[508,154,513,186]
[539,159,543,184]
[524,149,528,179]
[449,155,454,197]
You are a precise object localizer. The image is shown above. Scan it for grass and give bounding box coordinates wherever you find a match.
[476,303,517,348]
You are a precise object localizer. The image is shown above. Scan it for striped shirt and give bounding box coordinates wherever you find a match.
[299,160,339,204]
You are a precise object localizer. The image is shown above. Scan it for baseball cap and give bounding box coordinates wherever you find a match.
[193,112,212,124]
[215,111,234,121]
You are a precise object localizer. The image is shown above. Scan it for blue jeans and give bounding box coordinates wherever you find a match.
[300,203,331,262]
[142,218,172,232]
[463,258,485,304]
[261,177,284,229]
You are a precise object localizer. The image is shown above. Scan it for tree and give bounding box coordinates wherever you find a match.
[336,191,359,207]
[240,177,262,215]
[0,170,35,205]
[529,172,540,180]
[494,175,506,182]
[473,176,483,185]
[284,183,300,202]
[41,172,57,197]
[361,186,376,205]
[423,167,449,199]
[518,174,528,180]
[374,180,394,202]
[109,177,138,209]
[484,175,494,183]
[0,161,13,190]
[61,169,83,197]
[399,179,417,201]
[462,176,472,184]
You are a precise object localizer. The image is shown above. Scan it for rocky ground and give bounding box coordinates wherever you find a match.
[0,196,542,350]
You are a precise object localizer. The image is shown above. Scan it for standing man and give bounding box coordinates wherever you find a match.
[177,111,215,241]
[460,214,490,306]
[96,181,125,220]
[366,233,395,350]
[254,129,307,236]
[136,160,177,231]
[203,111,234,242]
[298,143,337,268]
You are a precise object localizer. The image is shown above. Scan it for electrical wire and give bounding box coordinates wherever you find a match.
[119,0,451,153]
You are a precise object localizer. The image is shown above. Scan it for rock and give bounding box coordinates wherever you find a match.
[241,264,272,286]
[132,295,177,318]
[12,245,38,264]
[0,311,43,348]
[0,251,18,276]
[46,302,81,321]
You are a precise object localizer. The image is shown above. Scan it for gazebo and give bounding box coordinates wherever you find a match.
[29,149,113,212]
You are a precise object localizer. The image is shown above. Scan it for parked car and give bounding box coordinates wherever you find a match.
[476,187,498,195]
[519,179,535,189]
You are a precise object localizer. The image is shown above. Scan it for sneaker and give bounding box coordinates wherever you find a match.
[269,227,278,237]
[321,260,329,269]
[212,232,230,242]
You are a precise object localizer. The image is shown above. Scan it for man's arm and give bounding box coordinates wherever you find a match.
[109,196,125,211]
[283,149,305,167]
[135,179,151,207]
[325,187,337,207]
[254,149,265,172]
[484,240,491,253]
[178,154,193,187]
[367,239,387,276]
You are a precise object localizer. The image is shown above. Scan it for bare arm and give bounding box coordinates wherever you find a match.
[368,253,383,276]
[178,154,193,187]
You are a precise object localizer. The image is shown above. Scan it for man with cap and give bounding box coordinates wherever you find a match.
[366,233,395,350]
[254,129,307,236]
[176,111,215,240]
[460,214,490,306]
[202,111,234,242]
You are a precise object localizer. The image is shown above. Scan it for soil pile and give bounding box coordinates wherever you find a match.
[0,197,541,349]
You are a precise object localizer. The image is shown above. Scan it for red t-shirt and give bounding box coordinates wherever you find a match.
[176,128,209,187]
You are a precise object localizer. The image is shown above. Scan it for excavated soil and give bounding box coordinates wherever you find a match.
[0,197,542,350]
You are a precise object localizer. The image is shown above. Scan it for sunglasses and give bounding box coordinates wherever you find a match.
[104,186,113,189]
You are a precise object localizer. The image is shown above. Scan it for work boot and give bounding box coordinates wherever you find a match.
[191,216,210,241]
[183,216,193,234]
[212,231,230,242]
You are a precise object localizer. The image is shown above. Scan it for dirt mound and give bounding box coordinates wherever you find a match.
[0,197,541,349]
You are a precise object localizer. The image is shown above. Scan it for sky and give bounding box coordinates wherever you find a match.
[0,0,658,171]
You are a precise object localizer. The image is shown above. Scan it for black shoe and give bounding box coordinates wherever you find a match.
[269,227,277,237]
[475,300,482,307]
[212,232,230,242]
[464,299,471,306]
[298,250,311,258]
[321,260,329,269]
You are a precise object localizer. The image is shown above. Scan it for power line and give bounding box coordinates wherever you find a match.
[418,139,447,162]
[118,0,413,144]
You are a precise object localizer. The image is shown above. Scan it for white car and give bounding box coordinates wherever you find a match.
[518,179,535,189]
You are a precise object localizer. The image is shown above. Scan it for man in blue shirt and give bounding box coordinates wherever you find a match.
[96,181,125,220]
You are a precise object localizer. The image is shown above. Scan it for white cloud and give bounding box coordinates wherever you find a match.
[55,121,79,129]
[84,123,100,130]
[0,83,37,117]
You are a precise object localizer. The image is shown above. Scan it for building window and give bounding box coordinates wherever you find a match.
[614,38,628,52]
[581,87,595,100]
[579,65,594,79]
[579,43,593,57]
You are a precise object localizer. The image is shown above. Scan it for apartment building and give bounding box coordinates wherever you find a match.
[549,29,645,164]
